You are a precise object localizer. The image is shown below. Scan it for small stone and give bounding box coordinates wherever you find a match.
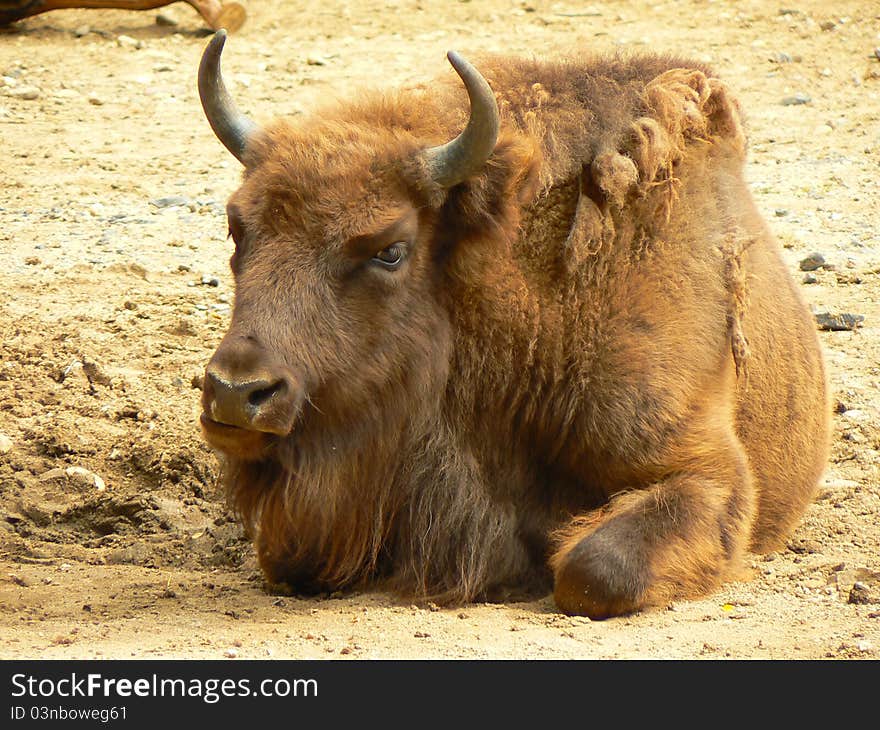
[819,20,836,31]
[155,13,178,27]
[150,196,189,209]
[74,25,91,37]
[769,51,795,64]
[802,273,817,284]
[124,301,138,311]
[117,35,142,50]
[0,433,11,453]
[38,467,68,482]
[306,55,328,66]
[201,275,219,287]
[7,86,40,100]
[814,312,865,331]
[781,93,811,106]
[88,94,104,106]
[774,208,789,217]
[849,583,873,605]
[223,648,238,658]
[24,256,40,265]
[799,253,826,271]
[65,466,106,491]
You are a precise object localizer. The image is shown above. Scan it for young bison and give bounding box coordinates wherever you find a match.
[197,31,828,618]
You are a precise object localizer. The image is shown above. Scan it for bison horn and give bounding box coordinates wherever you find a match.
[198,29,260,163]
[424,51,500,188]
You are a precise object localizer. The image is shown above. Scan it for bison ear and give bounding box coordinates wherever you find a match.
[436,131,541,230]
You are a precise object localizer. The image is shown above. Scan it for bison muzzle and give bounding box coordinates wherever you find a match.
[197,30,829,619]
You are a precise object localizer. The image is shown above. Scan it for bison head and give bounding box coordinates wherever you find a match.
[197,31,506,463]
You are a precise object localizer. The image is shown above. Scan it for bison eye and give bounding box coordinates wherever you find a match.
[371,242,407,271]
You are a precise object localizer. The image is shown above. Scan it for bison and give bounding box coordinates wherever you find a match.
[197,30,829,619]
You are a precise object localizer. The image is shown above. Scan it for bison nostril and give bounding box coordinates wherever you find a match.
[248,380,285,409]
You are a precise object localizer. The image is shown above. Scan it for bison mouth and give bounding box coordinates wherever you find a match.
[200,412,279,460]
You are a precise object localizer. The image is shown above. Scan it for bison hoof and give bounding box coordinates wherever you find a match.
[552,532,649,619]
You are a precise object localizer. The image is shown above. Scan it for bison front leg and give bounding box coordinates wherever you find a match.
[551,429,756,619]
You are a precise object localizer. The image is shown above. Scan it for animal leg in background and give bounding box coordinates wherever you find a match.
[0,1,246,32]
[551,422,756,619]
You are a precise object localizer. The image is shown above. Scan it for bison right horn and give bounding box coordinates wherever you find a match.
[199,29,261,163]
[424,51,500,188]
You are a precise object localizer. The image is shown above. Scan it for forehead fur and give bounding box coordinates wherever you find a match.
[232,115,429,246]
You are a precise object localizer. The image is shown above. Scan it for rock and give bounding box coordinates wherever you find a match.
[87,94,104,106]
[38,467,68,483]
[73,25,91,37]
[117,35,143,50]
[814,312,865,331]
[799,252,826,271]
[781,93,811,106]
[0,433,11,453]
[802,273,817,284]
[150,196,189,209]
[223,648,238,658]
[155,13,177,27]
[7,86,40,100]
[769,51,797,64]
[850,582,874,604]
[200,275,219,287]
[819,20,836,31]
[306,55,328,66]
[774,208,789,217]
[65,466,106,491]
[37,466,105,490]
[834,568,880,604]
[842,409,868,422]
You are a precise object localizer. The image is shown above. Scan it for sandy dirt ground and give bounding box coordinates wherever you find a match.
[0,0,878,660]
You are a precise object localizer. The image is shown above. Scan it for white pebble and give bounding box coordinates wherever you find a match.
[65,466,106,491]
[117,35,142,50]
[0,433,11,454]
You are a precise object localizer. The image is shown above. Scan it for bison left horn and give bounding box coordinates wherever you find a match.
[424,51,500,188]
[199,29,261,163]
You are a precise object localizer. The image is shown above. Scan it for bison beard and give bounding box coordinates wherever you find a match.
[197,33,829,619]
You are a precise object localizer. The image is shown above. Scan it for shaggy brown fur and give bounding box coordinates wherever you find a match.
[200,50,829,618]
